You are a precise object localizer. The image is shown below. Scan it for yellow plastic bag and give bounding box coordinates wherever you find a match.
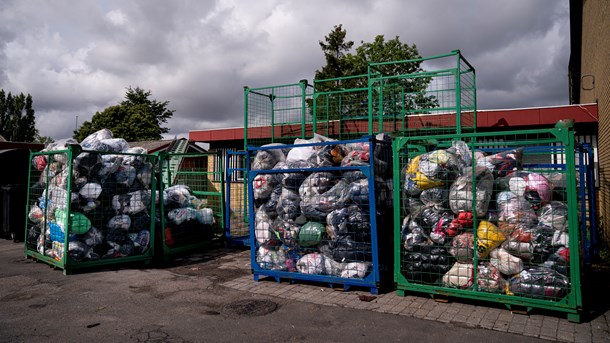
[476,220,506,258]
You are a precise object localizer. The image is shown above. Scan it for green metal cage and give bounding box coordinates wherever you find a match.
[25,146,157,274]
[158,151,224,260]
[244,80,314,148]
[393,123,583,322]
[244,51,475,146]
[313,50,476,139]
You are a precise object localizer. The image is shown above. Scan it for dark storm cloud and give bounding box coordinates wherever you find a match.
[0,0,571,140]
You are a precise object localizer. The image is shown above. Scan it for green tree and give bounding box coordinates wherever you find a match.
[313,27,437,122]
[73,87,174,142]
[0,90,38,142]
[315,24,354,84]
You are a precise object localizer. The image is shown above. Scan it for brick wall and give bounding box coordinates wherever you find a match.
[581,0,610,246]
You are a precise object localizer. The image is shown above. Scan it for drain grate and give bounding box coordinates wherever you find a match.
[223,299,278,317]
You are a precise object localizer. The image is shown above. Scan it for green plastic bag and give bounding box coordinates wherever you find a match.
[299,222,324,247]
[55,209,92,235]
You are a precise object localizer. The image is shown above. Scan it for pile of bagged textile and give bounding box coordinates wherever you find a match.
[400,142,571,300]
[251,133,393,280]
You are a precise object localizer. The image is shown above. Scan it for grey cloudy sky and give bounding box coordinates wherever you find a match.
[0,0,570,141]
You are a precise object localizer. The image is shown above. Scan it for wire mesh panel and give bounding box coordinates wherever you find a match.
[370,50,476,136]
[244,80,314,148]
[393,124,583,322]
[225,150,250,246]
[313,75,370,140]
[158,152,224,259]
[248,136,393,294]
[25,144,156,274]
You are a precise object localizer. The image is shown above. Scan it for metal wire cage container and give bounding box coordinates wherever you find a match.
[393,123,583,322]
[25,145,157,274]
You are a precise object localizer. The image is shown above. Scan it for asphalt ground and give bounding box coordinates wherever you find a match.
[0,238,608,343]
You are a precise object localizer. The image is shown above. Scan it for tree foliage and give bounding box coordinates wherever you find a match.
[315,24,354,82]
[0,90,38,142]
[73,87,174,142]
[313,26,438,120]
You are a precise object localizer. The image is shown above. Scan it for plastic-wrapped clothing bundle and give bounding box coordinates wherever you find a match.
[74,152,102,175]
[251,144,287,170]
[449,166,494,216]
[122,147,148,166]
[401,217,432,251]
[255,208,273,245]
[81,129,129,152]
[51,168,70,189]
[339,262,371,279]
[296,253,335,275]
[276,188,301,221]
[108,214,131,231]
[260,186,281,219]
[420,187,449,209]
[341,179,369,205]
[253,174,276,200]
[477,263,506,292]
[403,154,445,196]
[68,241,90,261]
[497,171,553,208]
[45,138,79,164]
[28,204,44,224]
[48,221,76,242]
[81,226,104,246]
[508,267,569,299]
[319,236,372,262]
[508,225,539,243]
[497,197,537,236]
[79,129,113,149]
[285,134,332,162]
[98,154,123,179]
[422,149,461,181]
[429,211,455,244]
[442,262,474,289]
[476,148,523,177]
[449,232,475,262]
[168,207,214,226]
[257,246,288,270]
[326,205,370,241]
[538,201,569,232]
[476,220,506,259]
[551,230,569,247]
[32,155,48,172]
[136,163,153,188]
[298,221,324,247]
[448,140,473,172]
[163,185,192,207]
[112,190,150,214]
[308,144,345,167]
[270,220,300,247]
[404,197,424,217]
[280,160,312,191]
[416,206,453,232]
[489,248,524,275]
[544,247,570,275]
[115,165,136,187]
[501,240,534,260]
[298,172,335,198]
[39,186,76,212]
[55,209,91,235]
[132,230,150,254]
[79,182,102,211]
[401,245,453,283]
[301,179,347,221]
